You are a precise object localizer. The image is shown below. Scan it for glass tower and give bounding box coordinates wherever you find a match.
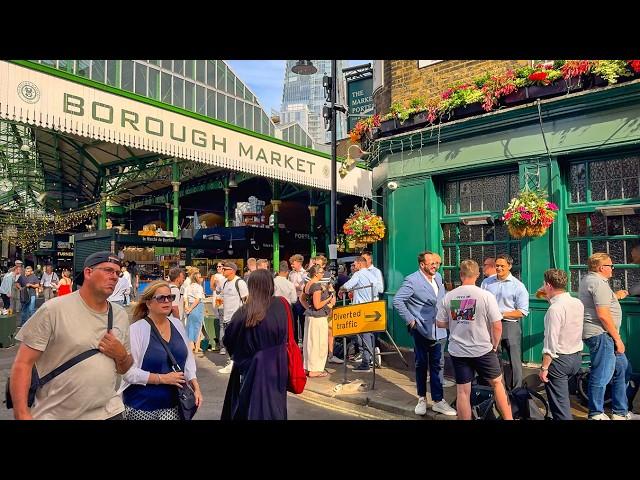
[281,60,348,146]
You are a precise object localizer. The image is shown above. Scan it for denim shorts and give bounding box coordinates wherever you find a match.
[451,350,502,384]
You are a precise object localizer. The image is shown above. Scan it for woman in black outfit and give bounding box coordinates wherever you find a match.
[221,269,290,420]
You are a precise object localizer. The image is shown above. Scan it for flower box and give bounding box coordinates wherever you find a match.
[526,80,567,100]
[370,127,381,140]
[451,102,484,120]
[501,89,528,106]
[380,118,400,135]
[410,111,431,128]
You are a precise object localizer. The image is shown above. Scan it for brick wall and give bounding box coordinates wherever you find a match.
[374,60,530,116]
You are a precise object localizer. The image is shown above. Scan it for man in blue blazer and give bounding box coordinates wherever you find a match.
[393,251,457,416]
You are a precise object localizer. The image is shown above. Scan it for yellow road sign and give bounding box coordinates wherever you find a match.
[331,300,386,336]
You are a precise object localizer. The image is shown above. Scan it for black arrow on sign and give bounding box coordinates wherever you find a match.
[365,311,381,322]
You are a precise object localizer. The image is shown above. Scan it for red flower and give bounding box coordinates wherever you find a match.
[529,71,549,83]
[628,60,640,74]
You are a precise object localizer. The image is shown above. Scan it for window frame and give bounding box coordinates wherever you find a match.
[565,154,640,292]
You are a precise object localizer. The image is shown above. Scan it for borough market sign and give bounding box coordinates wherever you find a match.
[0,61,371,197]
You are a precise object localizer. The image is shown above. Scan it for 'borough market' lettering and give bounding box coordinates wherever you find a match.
[239,142,315,174]
[64,93,229,152]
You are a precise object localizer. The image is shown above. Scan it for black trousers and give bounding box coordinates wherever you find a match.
[1,294,10,309]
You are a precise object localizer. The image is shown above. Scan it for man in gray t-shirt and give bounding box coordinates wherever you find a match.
[436,259,512,420]
[578,253,637,420]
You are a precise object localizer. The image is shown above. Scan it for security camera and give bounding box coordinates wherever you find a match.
[387,181,399,190]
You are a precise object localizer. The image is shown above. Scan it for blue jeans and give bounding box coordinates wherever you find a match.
[412,330,445,402]
[584,333,629,417]
[356,333,375,368]
[20,295,36,326]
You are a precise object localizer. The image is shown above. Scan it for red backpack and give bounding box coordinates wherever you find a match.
[278,296,306,394]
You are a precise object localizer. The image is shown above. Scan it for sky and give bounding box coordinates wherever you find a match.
[226,60,370,116]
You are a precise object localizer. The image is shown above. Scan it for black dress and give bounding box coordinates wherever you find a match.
[221,297,288,420]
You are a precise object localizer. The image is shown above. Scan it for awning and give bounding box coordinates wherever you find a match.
[0,61,372,198]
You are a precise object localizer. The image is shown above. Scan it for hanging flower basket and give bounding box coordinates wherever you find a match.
[503,190,558,239]
[343,205,386,245]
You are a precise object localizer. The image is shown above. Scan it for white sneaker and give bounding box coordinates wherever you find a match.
[328,355,344,364]
[414,397,427,416]
[374,347,382,368]
[432,399,457,416]
[588,413,611,420]
[218,360,233,374]
[218,348,227,355]
[611,412,640,420]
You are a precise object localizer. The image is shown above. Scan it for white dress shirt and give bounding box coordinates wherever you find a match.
[542,292,584,358]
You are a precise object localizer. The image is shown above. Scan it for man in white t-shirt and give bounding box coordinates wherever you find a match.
[10,251,132,420]
[168,267,186,320]
[273,261,298,305]
[218,261,248,373]
[436,259,513,420]
[40,264,59,302]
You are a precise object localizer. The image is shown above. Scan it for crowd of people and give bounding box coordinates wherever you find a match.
[5,243,639,421]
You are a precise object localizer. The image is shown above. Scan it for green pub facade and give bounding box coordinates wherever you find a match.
[370,60,640,367]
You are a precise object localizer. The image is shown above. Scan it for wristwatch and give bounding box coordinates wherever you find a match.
[540,366,548,371]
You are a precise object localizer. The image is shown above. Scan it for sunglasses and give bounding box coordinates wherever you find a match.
[601,264,614,269]
[152,294,176,303]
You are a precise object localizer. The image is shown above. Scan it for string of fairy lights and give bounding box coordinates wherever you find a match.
[0,202,101,250]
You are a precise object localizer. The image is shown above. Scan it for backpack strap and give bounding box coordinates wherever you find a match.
[38,303,113,387]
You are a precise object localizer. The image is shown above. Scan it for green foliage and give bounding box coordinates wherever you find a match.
[389,101,412,122]
[592,60,632,84]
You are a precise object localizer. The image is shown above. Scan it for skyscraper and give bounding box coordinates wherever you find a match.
[281,60,348,149]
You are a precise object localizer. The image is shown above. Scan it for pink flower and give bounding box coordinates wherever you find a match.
[546,202,558,211]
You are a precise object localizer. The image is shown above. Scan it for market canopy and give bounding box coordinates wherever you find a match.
[0,60,372,201]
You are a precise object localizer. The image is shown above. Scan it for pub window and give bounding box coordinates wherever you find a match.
[441,172,521,288]
[567,155,640,291]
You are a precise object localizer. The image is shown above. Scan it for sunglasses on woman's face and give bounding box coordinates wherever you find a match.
[152,294,176,303]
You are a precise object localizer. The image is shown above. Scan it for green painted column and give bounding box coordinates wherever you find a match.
[308,205,318,258]
[99,193,107,230]
[224,187,230,227]
[518,158,554,364]
[171,181,180,237]
[171,160,180,237]
[165,202,171,232]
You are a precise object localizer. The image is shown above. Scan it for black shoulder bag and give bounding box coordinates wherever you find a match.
[5,303,113,409]
[145,317,198,420]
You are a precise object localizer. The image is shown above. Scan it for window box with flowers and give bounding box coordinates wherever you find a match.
[502,190,558,239]
[343,205,386,248]
[438,83,485,120]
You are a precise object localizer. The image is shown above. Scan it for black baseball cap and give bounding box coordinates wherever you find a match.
[84,251,122,269]
[75,251,122,285]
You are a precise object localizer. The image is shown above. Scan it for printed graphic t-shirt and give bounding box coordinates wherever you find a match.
[436,285,502,358]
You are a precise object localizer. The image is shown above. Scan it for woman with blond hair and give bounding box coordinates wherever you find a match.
[119,280,202,420]
[185,270,206,355]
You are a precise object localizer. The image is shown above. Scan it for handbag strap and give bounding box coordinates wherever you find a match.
[278,296,294,344]
[39,302,113,386]
[145,316,181,372]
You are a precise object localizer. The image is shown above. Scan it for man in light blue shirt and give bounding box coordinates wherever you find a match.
[340,256,378,372]
[481,253,529,389]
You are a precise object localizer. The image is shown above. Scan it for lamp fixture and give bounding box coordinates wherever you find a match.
[460,215,493,226]
[228,173,238,188]
[339,144,370,179]
[291,60,317,75]
[596,204,640,216]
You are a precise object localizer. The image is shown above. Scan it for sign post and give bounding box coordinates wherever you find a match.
[332,299,386,388]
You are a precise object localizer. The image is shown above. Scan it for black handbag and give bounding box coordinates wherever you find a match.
[146,318,198,420]
[5,303,112,409]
